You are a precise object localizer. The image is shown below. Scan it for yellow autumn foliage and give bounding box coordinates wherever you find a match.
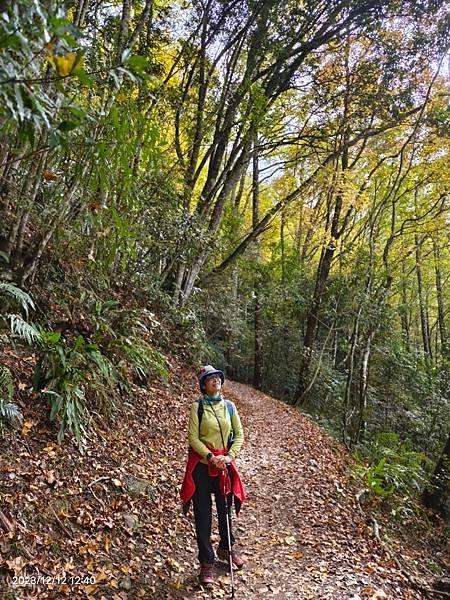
[49,52,84,77]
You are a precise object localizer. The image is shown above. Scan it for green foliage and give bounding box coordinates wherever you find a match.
[0,1,90,141]
[0,281,40,345]
[33,332,117,449]
[0,364,22,432]
[114,338,168,386]
[369,338,450,459]
[0,279,171,446]
[0,281,35,317]
[79,294,169,385]
[0,282,33,432]
[8,314,41,345]
[0,364,13,401]
[169,306,210,363]
[353,432,431,504]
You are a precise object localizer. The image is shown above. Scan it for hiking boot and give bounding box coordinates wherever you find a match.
[199,563,214,588]
[217,546,245,569]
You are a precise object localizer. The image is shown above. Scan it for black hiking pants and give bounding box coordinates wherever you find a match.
[192,462,235,564]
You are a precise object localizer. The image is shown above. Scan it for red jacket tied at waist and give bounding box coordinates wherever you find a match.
[180,447,246,515]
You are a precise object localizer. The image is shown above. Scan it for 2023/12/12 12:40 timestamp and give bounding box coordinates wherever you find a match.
[12,574,96,586]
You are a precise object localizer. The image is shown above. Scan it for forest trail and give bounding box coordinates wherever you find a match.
[1,366,440,600]
[2,2,449,595]
[153,380,426,600]
[227,381,425,600]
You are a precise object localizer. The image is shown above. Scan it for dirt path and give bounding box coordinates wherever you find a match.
[152,381,423,600]
[1,365,440,600]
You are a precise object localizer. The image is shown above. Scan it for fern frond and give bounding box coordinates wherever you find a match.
[0,365,13,402]
[0,401,23,428]
[8,314,41,344]
[87,349,117,385]
[0,281,35,316]
[0,365,23,430]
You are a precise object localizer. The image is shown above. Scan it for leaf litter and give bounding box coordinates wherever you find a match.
[0,360,447,599]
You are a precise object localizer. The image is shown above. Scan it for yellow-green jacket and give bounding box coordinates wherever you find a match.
[188,395,244,464]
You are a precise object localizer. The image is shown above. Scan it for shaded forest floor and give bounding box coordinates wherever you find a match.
[0,357,448,599]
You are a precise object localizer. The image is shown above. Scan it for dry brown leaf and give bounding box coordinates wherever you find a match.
[42,169,58,181]
[5,556,26,573]
[371,591,387,599]
[21,420,34,436]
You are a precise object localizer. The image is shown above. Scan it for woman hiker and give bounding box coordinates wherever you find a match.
[181,365,246,588]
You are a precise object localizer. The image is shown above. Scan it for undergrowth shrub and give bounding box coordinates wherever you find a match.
[0,281,35,433]
[169,307,210,363]
[352,432,431,519]
[113,338,168,389]
[33,332,117,449]
[82,296,169,386]
[0,281,34,432]
[0,281,38,344]
[1,282,171,447]
[0,365,22,432]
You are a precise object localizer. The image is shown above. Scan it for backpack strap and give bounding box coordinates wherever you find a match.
[225,400,235,446]
[197,398,204,428]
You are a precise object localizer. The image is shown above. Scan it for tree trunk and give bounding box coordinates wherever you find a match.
[415,234,432,359]
[423,432,450,518]
[342,305,362,448]
[172,263,186,305]
[180,143,252,303]
[252,132,262,389]
[400,260,411,351]
[280,206,286,289]
[74,0,90,28]
[19,161,91,284]
[295,33,353,405]
[16,150,49,259]
[234,166,248,211]
[20,213,64,285]
[433,237,448,358]
[117,0,132,62]
[295,233,339,404]
[227,265,239,378]
[184,2,210,210]
[6,143,46,259]
[356,328,375,443]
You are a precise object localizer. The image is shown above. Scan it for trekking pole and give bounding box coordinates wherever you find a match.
[225,465,235,599]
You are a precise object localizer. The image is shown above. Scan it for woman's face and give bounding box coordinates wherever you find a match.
[204,375,222,396]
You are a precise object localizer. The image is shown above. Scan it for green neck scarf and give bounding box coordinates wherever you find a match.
[203,393,223,403]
